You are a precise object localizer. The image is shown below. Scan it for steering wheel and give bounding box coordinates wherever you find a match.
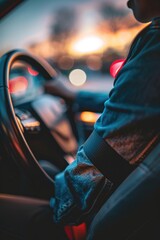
[0,49,64,199]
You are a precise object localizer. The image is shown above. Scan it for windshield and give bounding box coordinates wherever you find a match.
[0,0,144,89]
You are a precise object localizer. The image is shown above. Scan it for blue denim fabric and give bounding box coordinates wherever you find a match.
[76,91,108,113]
[52,146,112,224]
[52,18,160,225]
[95,22,160,139]
[93,21,160,163]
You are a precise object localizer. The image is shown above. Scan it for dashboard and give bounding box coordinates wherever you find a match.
[9,64,44,105]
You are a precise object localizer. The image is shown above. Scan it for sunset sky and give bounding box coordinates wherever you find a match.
[0,0,145,60]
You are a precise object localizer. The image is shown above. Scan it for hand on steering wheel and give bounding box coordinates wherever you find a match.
[44,73,77,102]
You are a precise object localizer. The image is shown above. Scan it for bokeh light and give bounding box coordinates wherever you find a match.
[86,55,102,71]
[58,56,74,70]
[110,59,125,78]
[9,76,28,94]
[27,67,39,76]
[79,111,100,124]
[69,69,87,86]
[70,36,105,55]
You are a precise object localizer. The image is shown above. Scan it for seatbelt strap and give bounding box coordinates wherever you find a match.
[83,130,135,185]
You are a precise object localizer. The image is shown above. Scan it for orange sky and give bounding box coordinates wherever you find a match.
[28,22,145,59]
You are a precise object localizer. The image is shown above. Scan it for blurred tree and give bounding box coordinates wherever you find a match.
[50,7,77,41]
[99,3,130,32]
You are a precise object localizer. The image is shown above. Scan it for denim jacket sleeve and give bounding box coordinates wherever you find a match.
[75,90,108,113]
[51,23,160,225]
[94,24,160,164]
[52,145,113,225]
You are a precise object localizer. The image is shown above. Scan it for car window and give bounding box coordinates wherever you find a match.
[0,0,144,91]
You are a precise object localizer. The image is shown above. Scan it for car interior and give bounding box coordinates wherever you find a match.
[0,1,160,239]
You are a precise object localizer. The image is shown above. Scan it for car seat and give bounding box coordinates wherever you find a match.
[87,140,160,239]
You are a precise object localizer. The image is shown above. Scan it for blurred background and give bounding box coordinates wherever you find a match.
[0,0,145,91]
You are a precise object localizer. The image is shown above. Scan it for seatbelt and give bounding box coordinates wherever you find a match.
[83,130,135,185]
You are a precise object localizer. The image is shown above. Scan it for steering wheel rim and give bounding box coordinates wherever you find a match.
[0,49,58,198]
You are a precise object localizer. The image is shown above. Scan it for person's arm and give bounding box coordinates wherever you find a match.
[45,75,77,102]
[51,26,160,226]
[45,74,108,112]
[51,145,113,225]
[76,90,108,112]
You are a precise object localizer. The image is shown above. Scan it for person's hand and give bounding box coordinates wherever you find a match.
[44,74,77,102]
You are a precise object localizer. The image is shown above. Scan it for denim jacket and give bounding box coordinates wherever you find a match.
[51,18,160,225]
